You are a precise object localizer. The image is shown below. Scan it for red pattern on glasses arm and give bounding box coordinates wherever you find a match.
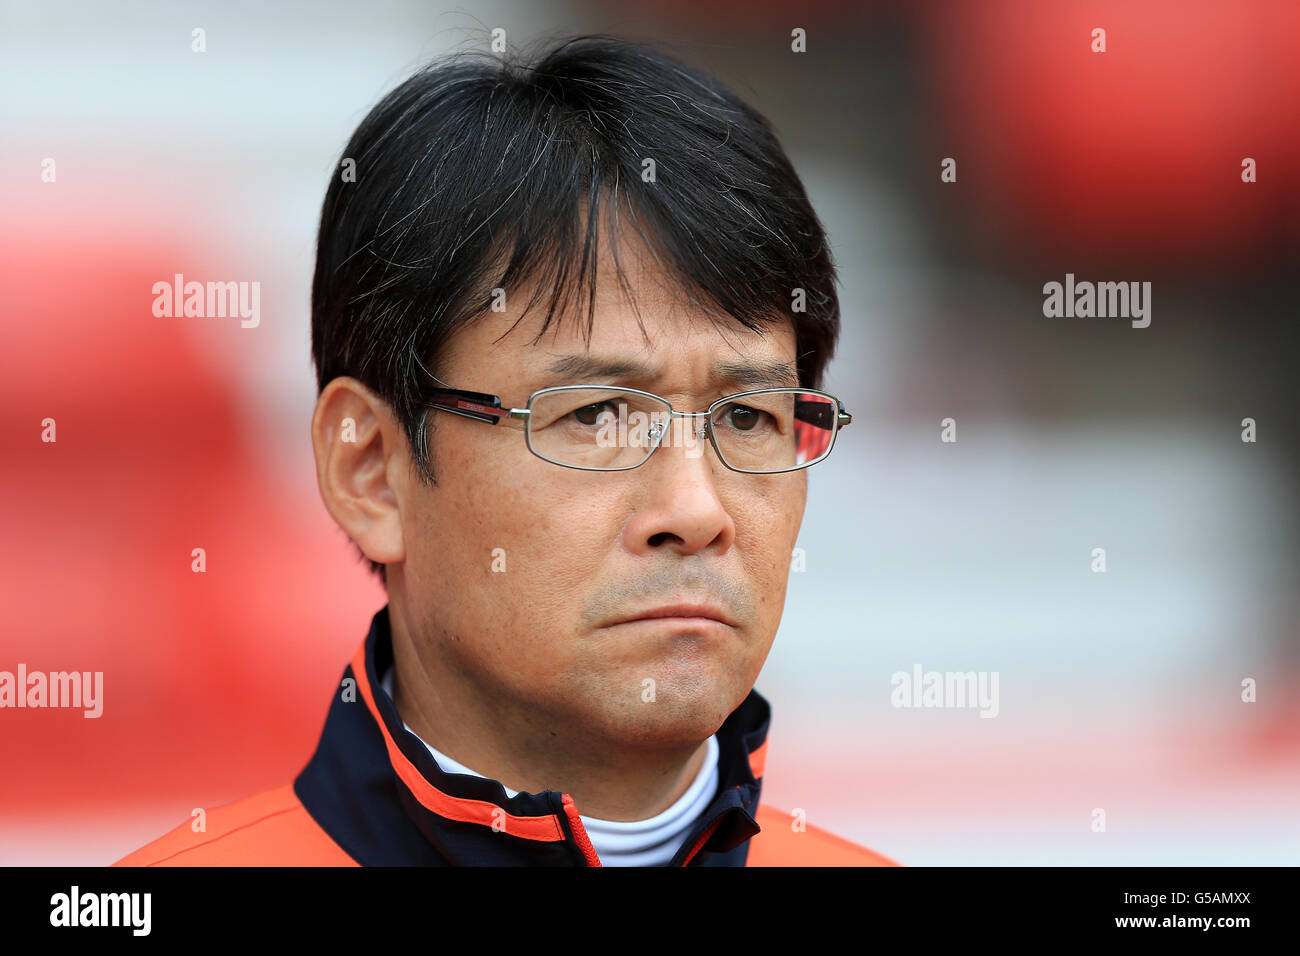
[423,388,510,425]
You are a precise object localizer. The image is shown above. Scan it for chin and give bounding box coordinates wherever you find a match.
[586,667,748,748]
[601,709,729,751]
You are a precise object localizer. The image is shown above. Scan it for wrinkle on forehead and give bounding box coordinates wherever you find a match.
[444,215,791,382]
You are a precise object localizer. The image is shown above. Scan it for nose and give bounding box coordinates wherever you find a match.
[621,415,735,556]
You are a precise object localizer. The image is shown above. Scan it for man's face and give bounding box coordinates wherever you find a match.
[397,237,807,749]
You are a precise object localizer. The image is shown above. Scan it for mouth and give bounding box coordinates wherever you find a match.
[608,603,738,629]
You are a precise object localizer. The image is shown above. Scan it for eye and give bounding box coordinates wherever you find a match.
[572,402,615,426]
[723,404,765,431]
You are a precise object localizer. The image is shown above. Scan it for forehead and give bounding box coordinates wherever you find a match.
[439,229,798,395]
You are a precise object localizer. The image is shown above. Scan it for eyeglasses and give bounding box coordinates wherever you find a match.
[418,382,851,474]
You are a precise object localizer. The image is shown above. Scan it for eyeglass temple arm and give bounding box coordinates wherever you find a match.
[794,399,852,429]
[422,388,519,426]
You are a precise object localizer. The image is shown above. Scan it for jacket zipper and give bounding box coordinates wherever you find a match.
[560,793,602,866]
[562,791,731,867]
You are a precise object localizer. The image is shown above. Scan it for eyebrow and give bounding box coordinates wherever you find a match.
[543,354,799,390]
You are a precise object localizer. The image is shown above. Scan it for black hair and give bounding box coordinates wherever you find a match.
[311,33,841,582]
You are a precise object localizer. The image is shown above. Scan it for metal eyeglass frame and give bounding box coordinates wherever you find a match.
[418,382,852,474]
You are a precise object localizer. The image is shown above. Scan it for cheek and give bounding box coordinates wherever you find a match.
[414,461,615,640]
[733,479,805,580]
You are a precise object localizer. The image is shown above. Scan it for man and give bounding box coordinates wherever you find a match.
[115,34,897,867]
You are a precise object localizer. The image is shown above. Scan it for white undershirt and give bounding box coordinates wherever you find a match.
[380,666,719,866]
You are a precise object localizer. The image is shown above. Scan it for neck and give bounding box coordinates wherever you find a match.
[386,597,711,821]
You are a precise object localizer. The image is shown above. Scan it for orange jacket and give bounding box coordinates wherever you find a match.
[115,608,898,867]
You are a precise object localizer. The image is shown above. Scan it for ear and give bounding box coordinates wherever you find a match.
[310,377,410,567]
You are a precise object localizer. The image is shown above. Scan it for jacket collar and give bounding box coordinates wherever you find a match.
[295,606,769,866]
